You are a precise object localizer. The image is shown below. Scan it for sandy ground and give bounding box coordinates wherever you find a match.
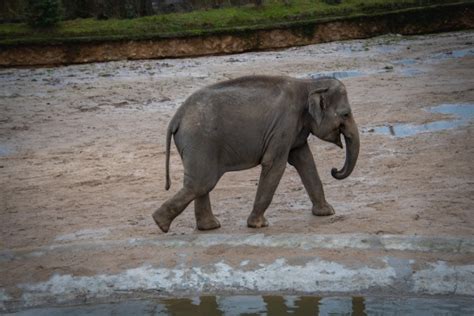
[1,32,474,301]
[2,30,473,246]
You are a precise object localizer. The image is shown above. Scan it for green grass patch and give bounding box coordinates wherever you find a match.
[0,0,471,46]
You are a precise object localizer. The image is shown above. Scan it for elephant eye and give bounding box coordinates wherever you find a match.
[341,111,351,119]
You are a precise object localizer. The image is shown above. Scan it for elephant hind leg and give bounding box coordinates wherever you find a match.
[195,193,220,231]
[154,140,222,233]
[154,165,221,233]
[153,187,197,233]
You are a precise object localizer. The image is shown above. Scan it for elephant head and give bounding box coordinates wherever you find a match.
[307,79,360,180]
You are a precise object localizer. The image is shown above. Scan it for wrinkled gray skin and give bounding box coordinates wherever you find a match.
[153,75,360,232]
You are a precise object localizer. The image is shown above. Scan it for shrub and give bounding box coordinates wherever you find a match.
[323,0,343,4]
[26,0,61,27]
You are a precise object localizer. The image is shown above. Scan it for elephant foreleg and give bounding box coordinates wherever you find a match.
[288,143,335,216]
[195,193,221,230]
[247,158,287,228]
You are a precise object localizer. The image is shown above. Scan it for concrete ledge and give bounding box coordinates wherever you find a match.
[1,234,473,311]
[15,259,473,304]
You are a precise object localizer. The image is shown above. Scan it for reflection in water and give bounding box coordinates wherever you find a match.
[264,296,320,315]
[9,295,474,315]
[162,296,223,316]
[353,297,366,316]
[218,295,264,315]
[161,296,323,316]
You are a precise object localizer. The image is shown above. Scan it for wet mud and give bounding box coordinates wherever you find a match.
[1,29,473,244]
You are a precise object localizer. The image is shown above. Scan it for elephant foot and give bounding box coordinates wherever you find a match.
[247,214,269,228]
[312,203,335,216]
[197,215,221,231]
[152,209,173,233]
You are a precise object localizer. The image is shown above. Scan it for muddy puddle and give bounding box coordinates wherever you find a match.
[8,295,474,315]
[364,103,474,137]
[309,70,367,79]
[393,58,418,65]
[0,145,13,157]
[399,68,424,76]
[308,67,424,80]
[431,48,474,60]
[390,46,473,76]
[393,47,473,65]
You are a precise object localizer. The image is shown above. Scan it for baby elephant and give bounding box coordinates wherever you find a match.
[153,75,359,232]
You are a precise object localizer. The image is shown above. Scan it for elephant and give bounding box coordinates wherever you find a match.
[153,75,359,232]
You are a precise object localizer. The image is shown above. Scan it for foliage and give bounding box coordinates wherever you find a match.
[26,0,62,27]
[0,0,467,45]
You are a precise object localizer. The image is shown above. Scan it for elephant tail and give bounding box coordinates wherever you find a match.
[165,126,172,190]
[165,118,179,190]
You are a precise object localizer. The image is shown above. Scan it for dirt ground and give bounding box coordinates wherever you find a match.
[1,30,473,252]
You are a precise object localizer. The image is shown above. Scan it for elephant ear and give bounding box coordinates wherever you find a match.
[308,87,329,126]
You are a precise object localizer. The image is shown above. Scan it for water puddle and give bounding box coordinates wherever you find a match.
[309,70,366,79]
[0,145,14,157]
[374,45,399,54]
[8,295,474,315]
[432,48,474,60]
[393,48,473,66]
[390,47,473,77]
[391,58,424,77]
[400,68,424,77]
[393,58,417,65]
[365,103,474,137]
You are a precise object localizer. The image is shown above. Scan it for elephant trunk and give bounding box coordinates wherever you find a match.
[331,118,359,180]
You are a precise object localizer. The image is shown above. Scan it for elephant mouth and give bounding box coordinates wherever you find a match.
[327,129,343,148]
[334,133,343,148]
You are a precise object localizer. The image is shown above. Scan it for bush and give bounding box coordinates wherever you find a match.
[323,0,343,4]
[26,0,61,27]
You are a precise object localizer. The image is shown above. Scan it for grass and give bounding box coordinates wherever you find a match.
[0,0,471,46]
